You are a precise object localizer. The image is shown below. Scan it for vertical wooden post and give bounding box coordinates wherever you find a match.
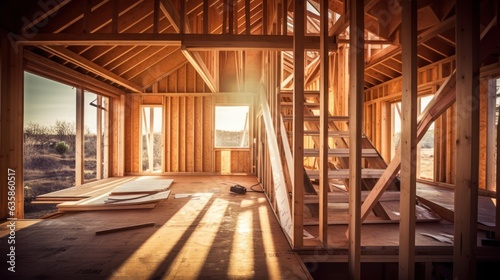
[399,0,417,278]
[348,0,363,278]
[292,0,305,249]
[486,79,496,192]
[0,30,24,219]
[454,0,480,278]
[96,96,103,180]
[319,0,329,247]
[75,88,85,186]
[109,95,124,177]
[103,97,109,178]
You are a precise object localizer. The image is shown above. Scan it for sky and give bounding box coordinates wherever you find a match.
[215,106,249,131]
[24,72,98,133]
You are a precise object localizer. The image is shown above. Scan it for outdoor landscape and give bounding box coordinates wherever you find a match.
[23,120,99,218]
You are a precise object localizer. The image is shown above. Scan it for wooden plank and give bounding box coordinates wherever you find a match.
[319,0,329,246]
[486,79,496,192]
[40,46,142,92]
[260,90,292,241]
[95,222,155,235]
[292,0,306,249]
[96,96,103,180]
[307,169,385,180]
[280,116,294,193]
[360,71,457,224]
[75,88,84,186]
[104,191,171,205]
[348,1,363,277]
[0,31,25,219]
[454,0,480,277]
[115,95,126,176]
[24,51,124,97]
[416,196,454,223]
[303,148,379,158]
[399,0,418,277]
[304,191,401,204]
[16,33,336,50]
[110,178,173,195]
[282,115,349,121]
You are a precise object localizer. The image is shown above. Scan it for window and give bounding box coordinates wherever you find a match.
[215,105,250,148]
[417,95,435,180]
[140,106,163,173]
[84,92,108,180]
[390,95,435,180]
[24,72,76,218]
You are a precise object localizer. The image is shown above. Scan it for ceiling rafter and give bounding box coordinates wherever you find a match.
[133,48,188,87]
[72,0,156,57]
[40,45,142,92]
[121,46,181,80]
[160,0,218,93]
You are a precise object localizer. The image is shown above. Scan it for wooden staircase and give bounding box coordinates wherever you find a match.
[279,90,399,218]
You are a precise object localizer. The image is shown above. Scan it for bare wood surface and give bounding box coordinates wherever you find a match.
[0,175,312,279]
[95,222,156,235]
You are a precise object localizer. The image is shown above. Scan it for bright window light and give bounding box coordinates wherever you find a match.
[215,105,249,148]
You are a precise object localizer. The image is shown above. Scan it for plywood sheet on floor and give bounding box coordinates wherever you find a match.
[0,175,312,280]
[417,182,496,226]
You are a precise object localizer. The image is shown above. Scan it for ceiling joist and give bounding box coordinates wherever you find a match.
[40,45,142,92]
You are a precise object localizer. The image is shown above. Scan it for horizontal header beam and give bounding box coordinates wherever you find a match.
[13,33,338,50]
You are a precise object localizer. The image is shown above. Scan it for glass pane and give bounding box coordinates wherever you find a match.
[23,72,76,218]
[419,95,434,180]
[141,107,163,172]
[215,106,250,148]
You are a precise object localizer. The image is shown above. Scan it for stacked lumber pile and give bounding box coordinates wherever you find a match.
[56,178,173,212]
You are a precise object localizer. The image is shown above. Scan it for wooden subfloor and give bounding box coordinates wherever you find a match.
[300,181,500,268]
[0,175,312,280]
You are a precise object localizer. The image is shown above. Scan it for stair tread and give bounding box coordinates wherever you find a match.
[306,169,385,180]
[289,130,366,138]
[282,115,349,121]
[280,90,320,96]
[303,148,379,157]
[281,102,320,106]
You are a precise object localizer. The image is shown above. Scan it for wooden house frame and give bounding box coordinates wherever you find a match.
[1,0,500,278]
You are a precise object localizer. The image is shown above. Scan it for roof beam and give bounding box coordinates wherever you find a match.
[40,46,142,92]
[14,33,337,50]
[159,0,218,92]
[24,51,124,97]
[365,15,455,69]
